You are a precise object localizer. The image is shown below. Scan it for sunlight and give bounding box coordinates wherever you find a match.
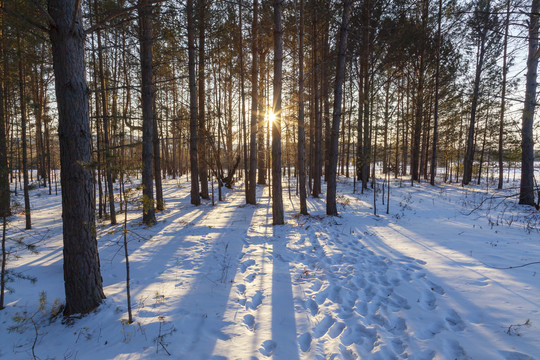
[267,110,276,124]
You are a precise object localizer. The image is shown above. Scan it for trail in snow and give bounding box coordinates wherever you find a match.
[0,176,538,360]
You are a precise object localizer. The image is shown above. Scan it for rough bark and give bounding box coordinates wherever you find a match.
[0,7,8,218]
[272,0,284,225]
[498,0,510,190]
[361,2,370,189]
[327,0,352,216]
[257,51,266,185]
[430,0,442,186]
[187,0,200,205]
[519,0,539,206]
[138,0,156,224]
[48,0,105,315]
[17,35,31,230]
[247,0,258,205]
[198,0,209,199]
[411,0,428,182]
[239,2,248,202]
[297,0,308,215]
[312,5,321,197]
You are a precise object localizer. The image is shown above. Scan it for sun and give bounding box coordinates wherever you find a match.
[267,110,276,123]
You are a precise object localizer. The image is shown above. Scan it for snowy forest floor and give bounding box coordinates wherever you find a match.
[0,171,539,360]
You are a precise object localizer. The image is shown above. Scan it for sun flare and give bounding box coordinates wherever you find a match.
[267,111,276,123]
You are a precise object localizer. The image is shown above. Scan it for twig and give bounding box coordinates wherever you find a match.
[481,261,540,270]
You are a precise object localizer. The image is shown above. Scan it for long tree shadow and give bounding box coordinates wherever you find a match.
[125,187,260,358]
[270,236,301,360]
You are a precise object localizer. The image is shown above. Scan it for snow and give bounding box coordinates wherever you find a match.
[0,172,539,359]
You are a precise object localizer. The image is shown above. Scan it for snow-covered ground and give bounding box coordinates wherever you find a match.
[0,172,539,359]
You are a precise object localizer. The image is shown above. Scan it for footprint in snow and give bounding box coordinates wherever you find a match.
[388,293,411,311]
[259,340,277,357]
[416,319,446,340]
[445,309,465,331]
[341,323,377,350]
[340,347,357,360]
[352,275,367,289]
[388,314,408,335]
[245,273,256,283]
[313,314,335,338]
[340,325,363,346]
[398,269,412,282]
[354,299,368,316]
[328,322,346,338]
[392,338,407,355]
[327,284,342,304]
[427,280,445,295]
[443,339,467,360]
[419,290,437,310]
[298,332,312,352]
[246,290,264,310]
[243,314,255,331]
[236,284,246,294]
[240,259,256,273]
[305,298,319,316]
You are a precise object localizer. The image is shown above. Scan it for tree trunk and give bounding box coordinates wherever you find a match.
[238,2,248,202]
[153,113,164,210]
[297,0,308,215]
[519,0,539,206]
[257,51,266,185]
[17,34,31,230]
[187,0,200,205]
[138,0,156,224]
[0,10,9,217]
[411,0,428,182]
[327,0,352,216]
[247,0,259,205]
[312,7,321,198]
[48,0,105,315]
[430,0,442,185]
[498,0,510,190]
[198,0,209,199]
[323,26,330,182]
[463,15,489,185]
[272,0,284,225]
[361,2,370,189]
[96,26,116,225]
